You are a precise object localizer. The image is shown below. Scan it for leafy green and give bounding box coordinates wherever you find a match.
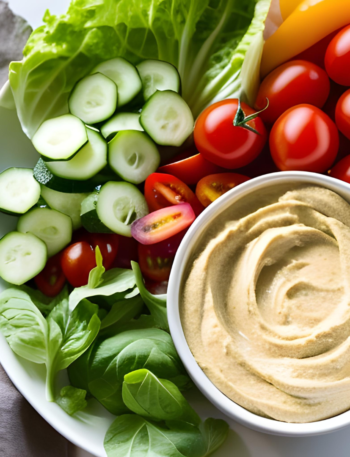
[104,415,206,457]
[10,0,271,138]
[56,385,87,415]
[123,369,200,425]
[100,295,143,330]
[132,262,168,330]
[104,415,229,457]
[0,287,100,401]
[68,320,191,415]
[69,249,137,310]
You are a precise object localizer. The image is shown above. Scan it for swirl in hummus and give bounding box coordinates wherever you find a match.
[181,186,350,423]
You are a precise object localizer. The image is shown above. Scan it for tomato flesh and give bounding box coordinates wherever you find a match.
[256,60,330,125]
[270,104,339,173]
[34,253,66,297]
[325,25,350,86]
[61,241,97,288]
[145,173,203,216]
[158,154,226,186]
[196,173,250,208]
[194,99,267,169]
[336,89,350,140]
[131,203,195,245]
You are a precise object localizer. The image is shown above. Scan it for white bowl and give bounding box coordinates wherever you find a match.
[168,170,350,437]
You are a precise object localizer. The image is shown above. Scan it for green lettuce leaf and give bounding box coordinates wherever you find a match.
[10,0,271,138]
[56,385,88,415]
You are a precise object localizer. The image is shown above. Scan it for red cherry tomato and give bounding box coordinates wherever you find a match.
[131,203,195,245]
[34,253,66,297]
[336,89,350,140]
[325,25,350,86]
[157,154,226,186]
[138,231,186,282]
[196,173,250,208]
[144,173,203,216]
[294,30,339,69]
[61,241,97,288]
[270,104,339,173]
[112,236,139,269]
[72,229,119,270]
[194,99,267,169]
[256,60,330,125]
[329,155,350,183]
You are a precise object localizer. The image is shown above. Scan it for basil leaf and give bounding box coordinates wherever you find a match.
[122,369,200,425]
[132,262,168,330]
[199,419,229,456]
[56,385,87,416]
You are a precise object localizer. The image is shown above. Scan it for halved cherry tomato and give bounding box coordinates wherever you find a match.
[158,154,226,186]
[112,236,139,269]
[61,241,97,288]
[138,230,186,281]
[194,99,267,169]
[329,155,350,183]
[256,60,330,125]
[73,229,119,270]
[144,173,203,216]
[196,173,250,208]
[325,25,350,86]
[145,279,169,295]
[131,203,195,245]
[270,104,339,173]
[34,253,66,297]
[336,89,350,140]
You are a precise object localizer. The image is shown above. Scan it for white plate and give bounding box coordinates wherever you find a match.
[2,2,350,456]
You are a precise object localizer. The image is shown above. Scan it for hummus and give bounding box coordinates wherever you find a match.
[181,185,350,423]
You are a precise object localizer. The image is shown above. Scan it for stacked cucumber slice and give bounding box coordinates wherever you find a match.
[0,57,195,286]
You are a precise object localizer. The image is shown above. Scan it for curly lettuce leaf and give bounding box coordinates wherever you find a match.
[9,0,271,138]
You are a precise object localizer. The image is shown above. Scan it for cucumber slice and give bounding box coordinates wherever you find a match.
[92,58,142,107]
[17,208,73,257]
[0,232,47,285]
[101,112,143,141]
[34,159,116,194]
[140,91,194,147]
[32,114,88,161]
[137,60,181,101]
[41,186,89,230]
[69,73,118,124]
[82,182,148,237]
[46,128,107,181]
[81,192,111,234]
[0,168,40,216]
[108,131,160,184]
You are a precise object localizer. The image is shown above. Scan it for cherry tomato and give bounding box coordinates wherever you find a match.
[145,279,168,295]
[131,203,195,245]
[34,253,66,297]
[270,104,339,173]
[61,241,97,288]
[138,231,186,282]
[196,173,250,208]
[144,173,203,216]
[73,230,119,270]
[194,99,267,169]
[336,89,350,140]
[256,60,330,125]
[112,236,139,269]
[329,155,350,183]
[325,25,350,86]
[158,154,226,186]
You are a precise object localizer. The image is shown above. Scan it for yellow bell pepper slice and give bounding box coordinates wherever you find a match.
[280,0,304,20]
[261,0,350,77]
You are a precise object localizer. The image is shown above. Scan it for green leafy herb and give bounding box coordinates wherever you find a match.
[123,369,200,425]
[199,419,230,456]
[131,262,168,330]
[100,295,144,330]
[10,0,271,138]
[56,385,87,416]
[69,250,137,310]
[104,415,206,457]
[0,287,100,401]
[69,320,190,415]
